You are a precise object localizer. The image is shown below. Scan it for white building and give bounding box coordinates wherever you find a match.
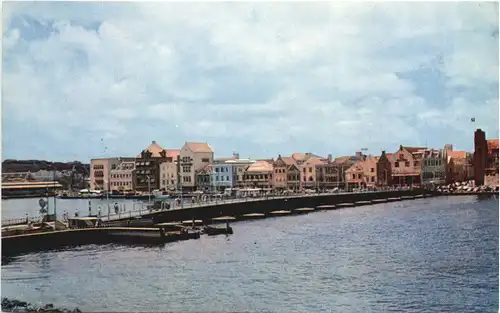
[420,149,447,185]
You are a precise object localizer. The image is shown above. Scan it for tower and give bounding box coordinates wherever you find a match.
[473,129,487,185]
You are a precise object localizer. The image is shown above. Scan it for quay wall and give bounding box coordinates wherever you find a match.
[143,189,427,224]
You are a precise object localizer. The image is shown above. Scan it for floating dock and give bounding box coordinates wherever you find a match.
[336,203,355,207]
[387,197,401,202]
[294,207,315,214]
[316,205,336,210]
[269,210,291,215]
[240,213,266,220]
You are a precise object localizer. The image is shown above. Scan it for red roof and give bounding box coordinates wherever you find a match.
[166,149,180,159]
[487,139,499,152]
[448,151,467,159]
[404,146,427,153]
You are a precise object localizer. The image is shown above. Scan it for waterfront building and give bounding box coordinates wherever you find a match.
[300,154,327,190]
[210,154,254,192]
[389,145,427,186]
[243,160,274,190]
[376,151,393,186]
[360,155,379,187]
[446,150,473,183]
[109,161,135,192]
[231,156,255,188]
[179,142,214,191]
[273,155,288,191]
[420,149,447,186]
[135,141,179,192]
[159,150,180,192]
[485,139,499,186]
[345,161,365,190]
[196,164,213,192]
[212,157,237,192]
[316,155,358,190]
[273,156,300,191]
[90,157,133,191]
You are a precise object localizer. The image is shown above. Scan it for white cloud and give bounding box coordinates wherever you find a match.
[2,2,498,160]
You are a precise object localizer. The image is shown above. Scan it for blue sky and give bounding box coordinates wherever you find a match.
[2,2,499,162]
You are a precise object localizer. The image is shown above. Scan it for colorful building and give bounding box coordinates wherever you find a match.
[179,142,214,191]
[243,160,274,190]
[109,161,135,192]
[390,145,427,186]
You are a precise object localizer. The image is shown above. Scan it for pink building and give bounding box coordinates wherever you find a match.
[109,161,136,191]
[90,157,134,191]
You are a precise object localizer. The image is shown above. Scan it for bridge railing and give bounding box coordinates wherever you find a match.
[2,216,42,227]
[99,188,407,222]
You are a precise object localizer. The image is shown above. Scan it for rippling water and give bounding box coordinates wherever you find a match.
[2,196,498,312]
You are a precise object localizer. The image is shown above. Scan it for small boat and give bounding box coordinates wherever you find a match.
[203,225,233,236]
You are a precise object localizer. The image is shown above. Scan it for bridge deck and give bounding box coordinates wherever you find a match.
[99,190,382,222]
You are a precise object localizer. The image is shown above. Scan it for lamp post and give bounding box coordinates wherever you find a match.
[104,179,110,220]
[146,175,151,204]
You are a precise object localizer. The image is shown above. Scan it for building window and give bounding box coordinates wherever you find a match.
[371,176,375,182]
[226,176,229,181]
[414,161,418,167]
[202,158,209,163]
[395,162,399,168]
[370,168,374,172]
[352,174,355,179]
[405,161,410,167]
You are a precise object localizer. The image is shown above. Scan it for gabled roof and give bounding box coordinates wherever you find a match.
[185,142,214,153]
[137,141,164,158]
[345,162,363,173]
[281,157,297,166]
[402,146,427,154]
[304,156,327,166]
[287,163,300,171]
[246,160,273,172]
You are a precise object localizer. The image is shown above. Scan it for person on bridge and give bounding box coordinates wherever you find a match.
[97,207,101,218]
[114,203,119,215]
[75,209,79,217]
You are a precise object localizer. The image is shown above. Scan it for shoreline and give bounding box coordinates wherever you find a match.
[1,298,81,313]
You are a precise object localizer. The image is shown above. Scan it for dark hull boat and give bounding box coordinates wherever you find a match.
[203,225,233,236]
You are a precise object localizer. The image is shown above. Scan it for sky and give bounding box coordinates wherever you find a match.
[2,1,499,162]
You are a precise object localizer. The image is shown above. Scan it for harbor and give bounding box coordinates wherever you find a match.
[1,189,438,257]
[2,195,498,313]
